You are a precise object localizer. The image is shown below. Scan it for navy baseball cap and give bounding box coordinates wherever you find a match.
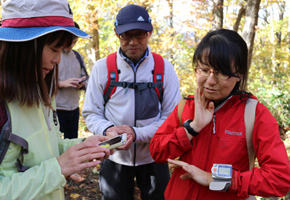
[115,4,153,34]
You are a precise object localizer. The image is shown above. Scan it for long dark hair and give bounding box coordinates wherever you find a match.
[193,29,249,93]
[0,31,73,107]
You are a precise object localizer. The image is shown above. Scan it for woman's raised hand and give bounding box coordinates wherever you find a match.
[192,87,215,132]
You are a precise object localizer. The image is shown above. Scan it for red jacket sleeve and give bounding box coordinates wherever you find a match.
[149,104,193,163]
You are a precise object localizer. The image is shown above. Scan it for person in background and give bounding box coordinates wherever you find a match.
[149,29,290,200]
[56,21,89,139]
[0,0,111,199]
[82,4,181,200]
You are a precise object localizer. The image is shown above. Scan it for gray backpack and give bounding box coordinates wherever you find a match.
[0,101,29,172]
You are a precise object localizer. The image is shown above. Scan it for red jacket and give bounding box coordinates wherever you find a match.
[149,95,290,200]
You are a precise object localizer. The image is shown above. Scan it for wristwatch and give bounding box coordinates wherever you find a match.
[183,119,199,137]
[209,164,232,192]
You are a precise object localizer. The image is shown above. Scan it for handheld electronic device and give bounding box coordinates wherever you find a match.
[78,76,88,84]
[99,133,127,150]
[211,164,232,179]
[209,164,232,191]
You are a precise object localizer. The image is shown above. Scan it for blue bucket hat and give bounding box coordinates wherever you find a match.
[115,4,153,35]
[0,0,91,42]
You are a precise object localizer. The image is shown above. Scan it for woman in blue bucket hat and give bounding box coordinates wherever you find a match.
[0,0,111,199]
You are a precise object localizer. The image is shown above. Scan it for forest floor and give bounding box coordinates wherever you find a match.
[64,165,142,200]
[64,166,290,200]
[64,166,102,200]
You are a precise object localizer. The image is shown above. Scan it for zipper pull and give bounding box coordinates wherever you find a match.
[124,86,129,94]
[213,115,216,134]
[53,110,58,126]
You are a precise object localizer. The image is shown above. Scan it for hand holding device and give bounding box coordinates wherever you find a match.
[99,133,127,150]
[78,75,88,84]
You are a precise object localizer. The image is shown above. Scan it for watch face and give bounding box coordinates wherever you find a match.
[218,166,231,176]
[212,164,232,179]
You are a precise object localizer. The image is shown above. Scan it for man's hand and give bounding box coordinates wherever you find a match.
[106,125,135,150]
[58,76,86,89]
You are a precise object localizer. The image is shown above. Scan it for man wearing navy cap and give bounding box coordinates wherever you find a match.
[82,4,181,200]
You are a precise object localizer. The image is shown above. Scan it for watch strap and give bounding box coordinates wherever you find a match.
[183,119,199,137]
[209,179,231,192]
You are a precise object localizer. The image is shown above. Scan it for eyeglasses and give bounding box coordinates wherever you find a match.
[195,67,236,80]
[119,31,149,41]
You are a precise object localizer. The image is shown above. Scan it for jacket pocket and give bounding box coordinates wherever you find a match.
[135,88,159,120]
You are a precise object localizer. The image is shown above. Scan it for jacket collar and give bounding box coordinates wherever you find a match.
[119,47,149,72]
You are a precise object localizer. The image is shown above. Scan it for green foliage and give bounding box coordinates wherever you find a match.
[254,87,290,127]
[248,14,290,129]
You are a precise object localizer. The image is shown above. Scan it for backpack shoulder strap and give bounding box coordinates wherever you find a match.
[72,50,89,78]
[177,98,186,126]
[103,52,164,104]
[152,52,164,102]
[72,50,85,69]
[0,101,29,172]
[104,52,118,105]
[244,98,258,170]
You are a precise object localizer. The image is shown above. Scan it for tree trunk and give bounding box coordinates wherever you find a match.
[270,2,285,86]
[242,0,261,70]
[167,0,174,60]
[275,1,285,46]
[92,20,100,61]
[167,0,174,29]
[233,0,247,31]
[212,0,224,29]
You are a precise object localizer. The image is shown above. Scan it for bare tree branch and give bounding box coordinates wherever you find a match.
[233,0,247,32]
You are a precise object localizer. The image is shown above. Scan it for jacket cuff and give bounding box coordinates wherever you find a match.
[102,125,114,136]
[228,169,238,194]
[131,126,137,142]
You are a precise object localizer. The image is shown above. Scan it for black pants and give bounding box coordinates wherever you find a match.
[100,159,169,200]
[56,107,79,139]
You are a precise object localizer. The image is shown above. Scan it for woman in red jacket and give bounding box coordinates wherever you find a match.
[149,29,290,200]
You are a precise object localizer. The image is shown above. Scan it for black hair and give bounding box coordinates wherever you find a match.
[74,21,80,29]
[193,29,249,92]
[0,31,73,107]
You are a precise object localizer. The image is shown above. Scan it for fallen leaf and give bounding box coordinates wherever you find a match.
[70,193,80,199]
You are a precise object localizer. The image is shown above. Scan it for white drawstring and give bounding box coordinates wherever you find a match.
[45,64,57,131]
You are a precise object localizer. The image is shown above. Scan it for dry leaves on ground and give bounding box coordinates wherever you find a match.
[64,165,141,200]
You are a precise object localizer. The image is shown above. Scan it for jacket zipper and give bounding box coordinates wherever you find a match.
[212,115,216,134]
[133,70,137,166]
[212,95,233,134]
